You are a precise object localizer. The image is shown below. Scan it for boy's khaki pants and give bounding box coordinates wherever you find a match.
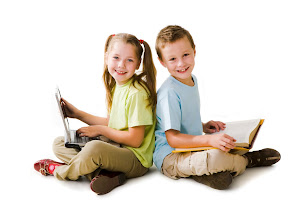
[52,136,148,181]
[162,149,248,179]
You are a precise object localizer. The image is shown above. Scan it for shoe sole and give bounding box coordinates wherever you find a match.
[193,171,233,190]
[90,173,126,195]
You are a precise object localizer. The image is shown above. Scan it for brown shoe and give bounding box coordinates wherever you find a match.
[90,170,126,195]
[244,148,281,168]
[192,171,233,190]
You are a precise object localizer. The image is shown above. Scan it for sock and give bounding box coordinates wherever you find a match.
[48,163,61,175]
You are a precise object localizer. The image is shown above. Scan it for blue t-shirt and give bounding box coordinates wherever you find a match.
[153,75,203,170]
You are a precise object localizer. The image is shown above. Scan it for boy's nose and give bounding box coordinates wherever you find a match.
[177,59,184,68]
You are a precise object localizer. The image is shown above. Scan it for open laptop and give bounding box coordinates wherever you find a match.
[55,87,120,150]
[55,87,100,150]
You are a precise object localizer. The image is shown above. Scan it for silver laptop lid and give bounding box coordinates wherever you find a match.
[55,87,71,142]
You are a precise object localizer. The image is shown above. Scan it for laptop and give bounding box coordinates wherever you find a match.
[55,87,120,150]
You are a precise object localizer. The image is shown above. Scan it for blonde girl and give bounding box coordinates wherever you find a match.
[34,33,157,195]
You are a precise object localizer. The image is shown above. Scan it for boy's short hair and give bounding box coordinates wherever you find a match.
[155,25,195,60]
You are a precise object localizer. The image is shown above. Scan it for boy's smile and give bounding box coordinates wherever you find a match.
[159,36,196,86]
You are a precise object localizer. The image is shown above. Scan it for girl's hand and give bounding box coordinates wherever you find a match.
[76,126,101,138]
[209,133,236,152]
[61,98,81,119]
[203,120,226,133]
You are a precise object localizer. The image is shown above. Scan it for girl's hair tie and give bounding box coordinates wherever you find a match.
[111,34,115,37]
[139,39,144,44]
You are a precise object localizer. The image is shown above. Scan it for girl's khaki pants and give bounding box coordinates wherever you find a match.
[162,149,248,179]
[52,136,148,181]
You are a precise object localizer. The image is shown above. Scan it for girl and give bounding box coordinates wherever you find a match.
[34,33,157,195]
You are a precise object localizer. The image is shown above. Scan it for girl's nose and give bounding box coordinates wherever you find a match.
[118,60,125,68]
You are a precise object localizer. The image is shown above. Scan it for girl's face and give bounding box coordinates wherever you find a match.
[106,41,140,85]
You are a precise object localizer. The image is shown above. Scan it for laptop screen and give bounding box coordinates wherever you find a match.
[55,87,71,141]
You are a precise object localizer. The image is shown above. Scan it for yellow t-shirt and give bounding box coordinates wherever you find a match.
[108,78,155,168]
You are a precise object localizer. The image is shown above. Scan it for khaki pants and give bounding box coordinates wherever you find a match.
[162,149,248,179]
[52,136,148,181]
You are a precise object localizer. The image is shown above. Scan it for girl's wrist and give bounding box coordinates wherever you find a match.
[75,110,84,120]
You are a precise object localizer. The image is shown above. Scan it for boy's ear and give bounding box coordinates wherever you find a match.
[158,57,166,68]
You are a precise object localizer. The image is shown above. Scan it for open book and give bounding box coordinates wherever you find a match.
[172,119,264,153]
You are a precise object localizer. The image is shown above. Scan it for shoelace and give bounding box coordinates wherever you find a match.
[39,160,51,176]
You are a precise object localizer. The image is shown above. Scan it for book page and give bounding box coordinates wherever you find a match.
[210,119,261,144]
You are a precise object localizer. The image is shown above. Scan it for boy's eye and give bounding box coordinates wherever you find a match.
[169,58,176,61]
[183,53,189,57]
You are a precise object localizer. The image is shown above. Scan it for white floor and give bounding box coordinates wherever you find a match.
[18,157,292,200]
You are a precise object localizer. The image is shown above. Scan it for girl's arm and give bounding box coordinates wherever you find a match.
[76,111,109,126]
[61,98,109,126]
[165,129,236,152]
[76,125,145,148]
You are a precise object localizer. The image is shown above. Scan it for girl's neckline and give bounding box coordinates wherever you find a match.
[115,77,134,88]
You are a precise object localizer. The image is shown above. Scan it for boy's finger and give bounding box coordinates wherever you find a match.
[211,121,220,132]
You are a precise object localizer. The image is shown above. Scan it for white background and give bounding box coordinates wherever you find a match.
[1,0,299,199]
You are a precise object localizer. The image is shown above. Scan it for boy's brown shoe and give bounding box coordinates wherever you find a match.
[192,171,233,190]
[244,148,281,168]
[90,170,126,195]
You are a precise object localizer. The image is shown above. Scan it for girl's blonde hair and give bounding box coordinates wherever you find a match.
[103,33,157,113]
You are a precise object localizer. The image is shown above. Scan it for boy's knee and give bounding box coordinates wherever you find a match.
[206,149,231,173]
[207,149,227,162]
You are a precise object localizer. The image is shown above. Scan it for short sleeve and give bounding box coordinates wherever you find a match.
[126,92,153,127]
[156,88,181,132]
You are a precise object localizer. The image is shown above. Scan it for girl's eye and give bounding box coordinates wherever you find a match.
[113,56,119,60]
[128,59,134,62]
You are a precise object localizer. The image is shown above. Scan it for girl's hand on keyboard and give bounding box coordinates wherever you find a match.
[77,126,101,138]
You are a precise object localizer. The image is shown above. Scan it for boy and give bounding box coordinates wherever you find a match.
[153,25,281,189]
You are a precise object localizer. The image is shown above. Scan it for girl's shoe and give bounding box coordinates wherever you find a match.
[90,170,126,195]
[34,159,64,176]
[243,148,281,168]
[192,171,233,190]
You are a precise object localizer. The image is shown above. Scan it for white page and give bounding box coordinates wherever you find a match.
[211,119,260,144]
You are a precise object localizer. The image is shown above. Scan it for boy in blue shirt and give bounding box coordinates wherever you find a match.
[153,25,281,189]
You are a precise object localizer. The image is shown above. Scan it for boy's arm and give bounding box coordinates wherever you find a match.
[165,129,236,152]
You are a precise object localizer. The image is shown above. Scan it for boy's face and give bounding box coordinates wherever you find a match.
[159,36,196,86]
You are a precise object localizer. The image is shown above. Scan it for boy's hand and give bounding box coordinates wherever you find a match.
[60,98,81,119]
[203,120,226,133]
[76,126,101,138]
[209,133,236,152]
